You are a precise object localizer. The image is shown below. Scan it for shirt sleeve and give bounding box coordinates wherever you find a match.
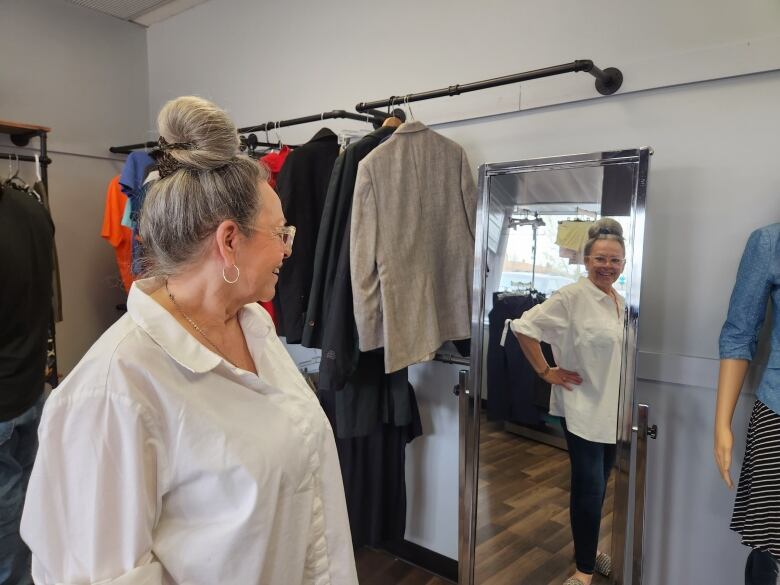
[350,163,383,352]
[21,390,166,585]
[510,293,570,346]
[102,179,128,249]
[719,228,774,360]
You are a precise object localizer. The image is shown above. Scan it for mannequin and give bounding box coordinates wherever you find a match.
[715,223,780,585]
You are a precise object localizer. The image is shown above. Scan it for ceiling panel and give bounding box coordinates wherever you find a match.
[64,0,209,24]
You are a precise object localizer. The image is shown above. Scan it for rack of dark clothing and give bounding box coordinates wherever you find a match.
[273,118,424,552]
[487,291,552,420]
[0,121,59,396]
[355,59,623,113]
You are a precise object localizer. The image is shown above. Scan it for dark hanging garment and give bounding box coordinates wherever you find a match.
[601,163,633,216]
[320,377,422,547]
[328,351,411,440]
[302,125,395,351]
[0,187,54,421]
[486,292,554,426]
[274,128,339,343]
[33,181,63,322]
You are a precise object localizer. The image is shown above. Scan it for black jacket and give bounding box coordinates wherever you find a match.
[0,186,54,421]
[273,128,339,343]
[301,126,396,389]
[486,293,555,426]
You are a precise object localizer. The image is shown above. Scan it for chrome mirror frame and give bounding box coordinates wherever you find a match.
[460,148,651,585]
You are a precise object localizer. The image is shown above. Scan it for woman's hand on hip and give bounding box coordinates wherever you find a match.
[714,425,734,489]
[542,367,582,391]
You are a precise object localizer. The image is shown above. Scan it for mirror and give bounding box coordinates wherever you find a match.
[463,150,650,585]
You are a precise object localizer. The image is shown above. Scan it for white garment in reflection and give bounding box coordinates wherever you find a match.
[510,277,625,443]
[21,277,357,585]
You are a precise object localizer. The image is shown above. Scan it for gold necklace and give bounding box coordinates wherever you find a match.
[165,280,231,363]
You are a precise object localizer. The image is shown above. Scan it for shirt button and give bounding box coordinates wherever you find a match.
[308,320,315,326]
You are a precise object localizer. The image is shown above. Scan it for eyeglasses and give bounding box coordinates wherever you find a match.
[586,255,625,267]
[252,224,296,254]
[272,225,296,254]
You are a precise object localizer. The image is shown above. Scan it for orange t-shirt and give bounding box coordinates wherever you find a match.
[101,176,134,292]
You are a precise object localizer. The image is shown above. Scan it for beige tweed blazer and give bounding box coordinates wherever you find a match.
[350,121,477,373]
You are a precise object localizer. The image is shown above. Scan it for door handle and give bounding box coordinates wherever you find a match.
[454,369,469,397]
[458,368,470,578]
[631,404,653,584]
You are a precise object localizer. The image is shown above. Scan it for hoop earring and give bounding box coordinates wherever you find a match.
[222,264,240,284]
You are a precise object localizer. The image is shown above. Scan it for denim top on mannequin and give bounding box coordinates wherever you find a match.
[720,223,780,413]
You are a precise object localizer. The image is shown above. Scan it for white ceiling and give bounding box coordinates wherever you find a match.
[65,0,210,26]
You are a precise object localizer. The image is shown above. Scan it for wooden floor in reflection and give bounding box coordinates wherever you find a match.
[355,547,451,584]
[476,417,613,585]
[355,416,614,585]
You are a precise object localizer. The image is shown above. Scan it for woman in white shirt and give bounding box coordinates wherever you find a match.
[20,96,358,585]
[511,218,626,585]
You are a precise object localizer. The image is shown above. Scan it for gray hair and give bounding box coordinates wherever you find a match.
[138,96,268,277]
[583,217,625,257]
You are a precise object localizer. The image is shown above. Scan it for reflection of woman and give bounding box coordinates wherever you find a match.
[715,223,780,585]
[512,218,626,585]
[20,97,358,584]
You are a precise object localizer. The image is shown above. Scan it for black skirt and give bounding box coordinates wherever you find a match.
[731,400,780,557]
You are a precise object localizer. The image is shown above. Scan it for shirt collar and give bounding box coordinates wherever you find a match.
[394,121,428,134]
[127,277,274,374]
[578,276,625,309]
[308,127,337,142]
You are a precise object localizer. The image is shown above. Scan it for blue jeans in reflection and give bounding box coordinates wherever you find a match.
[0,396,44,585]
[561,417,617,575]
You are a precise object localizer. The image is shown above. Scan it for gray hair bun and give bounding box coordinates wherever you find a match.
[140,96,262,277]
[157,96,240,172]
[588,217,623,239]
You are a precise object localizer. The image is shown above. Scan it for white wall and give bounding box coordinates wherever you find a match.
[147,0,780,136]
[146,1,780,581]
[1,0,150,374]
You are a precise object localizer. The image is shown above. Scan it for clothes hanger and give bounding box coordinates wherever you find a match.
[4,155,28,190]
[403,94,415,121]
[273,121,283,151]
[4,155,39,201]
[34,154,42,184]
[382,115,403,128]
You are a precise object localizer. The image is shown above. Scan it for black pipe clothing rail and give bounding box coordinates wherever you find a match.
[110,138,286,155]
[0,152,52,165]
[109,140,158,154]
[109,109,386,153]
[355,60,623,112]
[237,109,385,134]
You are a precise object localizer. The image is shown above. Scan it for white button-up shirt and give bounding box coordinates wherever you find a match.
[510,277,625,444]
[21,278,358,585]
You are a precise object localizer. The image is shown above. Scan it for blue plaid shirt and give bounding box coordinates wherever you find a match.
[719,223,780,413]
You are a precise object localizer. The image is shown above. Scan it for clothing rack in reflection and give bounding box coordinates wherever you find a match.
[502,210,572,450]
[574,206,598,220]
[354,60,623,113]
[509,211,545,291]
